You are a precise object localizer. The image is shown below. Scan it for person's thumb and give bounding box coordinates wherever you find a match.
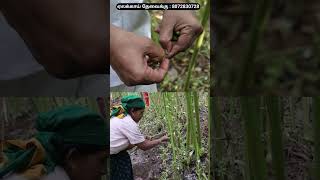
[144,58,169,84]
[142,40,169,84]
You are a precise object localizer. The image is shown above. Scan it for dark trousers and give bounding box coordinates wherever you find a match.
[110,150,133,180]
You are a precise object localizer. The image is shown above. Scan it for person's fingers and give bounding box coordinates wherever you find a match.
[155,26,160,33]
[144,41,165,60]
[159,21,174,51]
[167,45,181,58]
[155,27,173,55]
[144,58,169,83]
[167,33,193,58]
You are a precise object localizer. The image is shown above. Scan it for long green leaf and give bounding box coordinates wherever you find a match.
[184,0,210,91]
[233,0,273,94]
[193,92,201,149]
[265,97,285,180]
[186,92,193,148]
[241,97,267,180]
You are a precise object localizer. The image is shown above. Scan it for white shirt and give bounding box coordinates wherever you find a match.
[110,0,151,87]
[110,115,145,154]
[0,12,44,80]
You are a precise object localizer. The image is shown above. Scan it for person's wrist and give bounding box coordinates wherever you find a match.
[110,25,121,63]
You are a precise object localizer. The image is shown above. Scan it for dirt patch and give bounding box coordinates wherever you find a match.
[131,147,163,180]
[131,104,209,180]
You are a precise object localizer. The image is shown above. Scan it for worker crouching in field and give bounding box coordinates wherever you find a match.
[110,95,168,180]
[0,106,108,180]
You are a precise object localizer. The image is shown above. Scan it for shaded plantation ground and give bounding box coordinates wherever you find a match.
[213,0,320,95]
[212,97,314,180]
[126,93,209,180]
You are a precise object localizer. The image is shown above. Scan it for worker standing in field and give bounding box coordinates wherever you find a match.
[110,95,169,180]
[0,106,108,180]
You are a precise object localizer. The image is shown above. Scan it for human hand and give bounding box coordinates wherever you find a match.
[110,25,169,86]
[145,135,152,140]
[1,0,107,78]
[160,135,169,142]
[156,2,203,58]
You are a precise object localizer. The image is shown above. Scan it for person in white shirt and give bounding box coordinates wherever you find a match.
[110,95,168,179]
[110,0,203,91]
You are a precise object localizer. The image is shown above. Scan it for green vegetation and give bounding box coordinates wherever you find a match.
[184,0,210,91]
[265,97,285,180]
[147,0,210,92]
[210,97,320,179]
[241,97,267,180]
[234,0,273,94]
[111,92,209,179]
[214,1,320,95]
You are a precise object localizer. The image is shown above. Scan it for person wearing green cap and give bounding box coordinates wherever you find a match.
[110,95,169,180]
[0,105,108,180]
